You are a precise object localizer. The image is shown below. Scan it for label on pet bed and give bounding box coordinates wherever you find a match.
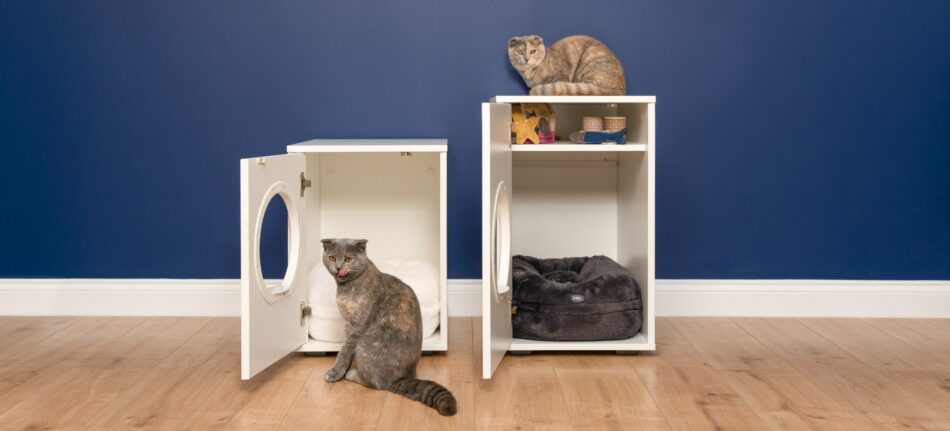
[569,294,585,303]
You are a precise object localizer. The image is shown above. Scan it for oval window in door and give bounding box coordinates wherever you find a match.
[254,182,302,304]
[491,181,512,302]
[259,194,289,280]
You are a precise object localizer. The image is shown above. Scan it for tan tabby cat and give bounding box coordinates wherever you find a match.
[321,238,457,416]
[508,35,626,96]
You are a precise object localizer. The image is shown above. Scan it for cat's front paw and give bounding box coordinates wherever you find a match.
[324,367,345,382]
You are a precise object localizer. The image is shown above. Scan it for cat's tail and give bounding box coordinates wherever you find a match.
[388,378,458,416]
[531,82,623,96]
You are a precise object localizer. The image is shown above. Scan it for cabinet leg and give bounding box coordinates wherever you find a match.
[616,350,639,356]
[304,352,328,357]
[509,351,532,356]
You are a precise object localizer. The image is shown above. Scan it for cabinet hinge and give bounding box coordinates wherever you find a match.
[299,172,312,197]
[300,303,312,327]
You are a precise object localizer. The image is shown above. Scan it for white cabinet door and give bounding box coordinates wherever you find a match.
[240,153,310,380]
[482,103,513,379]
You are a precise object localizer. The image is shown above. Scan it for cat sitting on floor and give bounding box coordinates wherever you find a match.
[320,238,457,416]
[509,35,626,95]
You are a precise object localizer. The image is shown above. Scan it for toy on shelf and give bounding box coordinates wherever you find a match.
[569,128,627,145]
[511,103,556,144]
[521,104,556,143]
[511,111,540,144]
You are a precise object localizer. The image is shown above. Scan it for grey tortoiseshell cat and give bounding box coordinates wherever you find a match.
[509,35,626,95]
[321,238,457,416]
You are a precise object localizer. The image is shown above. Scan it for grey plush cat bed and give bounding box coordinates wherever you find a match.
[511,255,642,342]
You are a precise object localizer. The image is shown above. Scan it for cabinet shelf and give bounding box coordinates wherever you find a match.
[508,333,653,352]
[492,95,656,104]
[288,139,447,153]
[299,329,446,352]
[511,142,647,152]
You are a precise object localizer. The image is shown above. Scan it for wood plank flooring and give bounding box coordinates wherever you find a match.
[0,317,948,430]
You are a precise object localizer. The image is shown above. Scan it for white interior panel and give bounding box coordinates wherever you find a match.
[616,103,649,145]
[305,152,441,269]
[511,152,619,260]
[618,151,653,345]
[297,149,447,352]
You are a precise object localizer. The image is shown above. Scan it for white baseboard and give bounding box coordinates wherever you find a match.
[1,279,948,318]
[0,278,484,317]
[445,279,481,317]
[0,279,241,316]
[657,279,950,318]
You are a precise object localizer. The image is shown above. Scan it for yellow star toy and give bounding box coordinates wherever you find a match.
[512,112,541,144]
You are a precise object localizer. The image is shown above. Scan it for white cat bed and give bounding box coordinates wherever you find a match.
[307,259,441,343]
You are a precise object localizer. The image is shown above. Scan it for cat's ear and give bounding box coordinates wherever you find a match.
[530,35,543,45]
[509,37,519,47]
[320,239,333,250]
[354,239,368,252]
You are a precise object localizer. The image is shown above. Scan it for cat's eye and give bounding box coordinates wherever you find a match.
[344,257,353,263]
[530,49,536,54]
[328,256,336,261]
[517,50,523,54]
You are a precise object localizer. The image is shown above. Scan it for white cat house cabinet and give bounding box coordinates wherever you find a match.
[240,139,448,380]
[482,96,656,379]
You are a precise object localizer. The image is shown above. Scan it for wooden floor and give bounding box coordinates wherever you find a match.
[0,317,948,430]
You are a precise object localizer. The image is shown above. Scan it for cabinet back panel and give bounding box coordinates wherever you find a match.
[545,103,649,144]
[303,153,441,271]
[511,156,618,260]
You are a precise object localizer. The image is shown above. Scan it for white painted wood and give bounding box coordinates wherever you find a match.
[509,333,654,352]
[482,102,514,379]
[295,145,448,354]
[616,102,656,347]
[2,279,949,318]
[288,139,447,153]
[315,152,441,268]
[511,153,619,260]
[241,153,310,380]
[299,329,446,352]
[446,279,481,317]
[0,279,240,316]
[616,103,651,156]
[657,280,950,317]
[491,95,656,104]
[511,143,647,152]
[438,152,449,349]
[482,96,657,378]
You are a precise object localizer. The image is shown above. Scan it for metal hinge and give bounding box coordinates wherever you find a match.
[300,303,312,326]
[299,172,312,197]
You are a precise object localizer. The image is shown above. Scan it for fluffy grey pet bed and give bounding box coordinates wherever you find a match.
[511,255,642,342]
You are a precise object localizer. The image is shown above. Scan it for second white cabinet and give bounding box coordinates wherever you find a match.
[482,96,657,379]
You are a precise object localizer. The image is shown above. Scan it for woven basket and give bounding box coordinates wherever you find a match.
[604,116,626,132]
[582,116,604,132]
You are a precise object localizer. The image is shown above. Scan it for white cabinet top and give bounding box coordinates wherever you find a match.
[491,95,656,104]
[287,139,447,153]
[511,143,647,152]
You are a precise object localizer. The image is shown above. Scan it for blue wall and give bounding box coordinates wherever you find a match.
[2,1,948,280]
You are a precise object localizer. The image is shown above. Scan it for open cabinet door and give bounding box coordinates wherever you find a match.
[241,153,310,380]
[482,103,513,379]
